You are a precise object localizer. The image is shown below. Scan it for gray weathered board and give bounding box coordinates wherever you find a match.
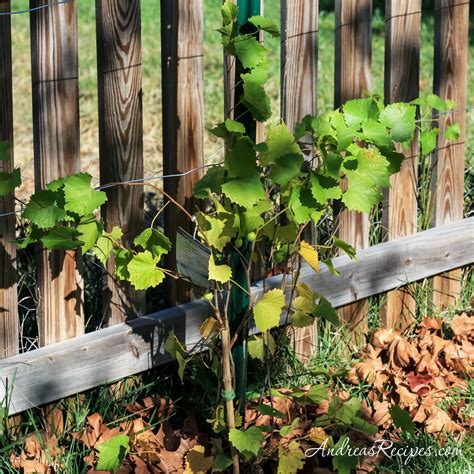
[1,219,472,415]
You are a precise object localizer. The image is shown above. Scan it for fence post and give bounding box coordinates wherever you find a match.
[161,0,205,306]
[432,0,469,309]
[30,0,83,346]
[281,0,318,360]
[382,0,421,329]
[96,0,144,324]
[0,0,19,359]
[334,0,372,344]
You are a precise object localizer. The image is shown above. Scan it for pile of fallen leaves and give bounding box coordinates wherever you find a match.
[348,313,473,437]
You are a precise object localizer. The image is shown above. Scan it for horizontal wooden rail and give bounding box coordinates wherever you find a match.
[1,218,472,415]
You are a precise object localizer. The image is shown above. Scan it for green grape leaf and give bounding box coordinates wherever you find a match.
[225,118,245,133]
[176,351,186,383]
[225,136,258,178]
[248,335,265,361]
[342,98,379,128]
[307,384,329,404]
[221,0,238,25]
[332,435,358,474]
[260,123,301,166]
[332,237,357,260]
[92,226,123,266]
[62,173,107,216]
[228,427,264,458]
[313,297,339,326]
[241,56,269,85]
[420,128,439,156]
[196,212,236,252]
[240,208,264,236]
[114,248,132,281]
[279,417,301,437]
[0,141,9,161]
[127,251,164,290]
[134,227,171,259]
[289,184,322,225]
[361,120,392,147]
[290,311,314,328]
[0,168,21,197]
[323,153,344,179]
[351,415,378,436]
[212,452,233,472]
[17,225,45,249]
[382,149,405,175]
[194,166,227,199]
[389,405,415,436]
[241,78,272,122]
[253,288,285,333]
[41,226,82,250]
[248,16,280,37]
[210,122,229,139]
[310,172,342,205]
[164,329,187,359]
[234,34,266,69]
[269,153,304,186]
[222,174,265,209]
[445,122,460,141]
[22,189,67,229]
[255,404,285,419]
[96,434,130,472]
[329,111,356,151]
[77,215,102,253]
[208,255,232,283]
[379,103,416,143]
[278,440,305,474]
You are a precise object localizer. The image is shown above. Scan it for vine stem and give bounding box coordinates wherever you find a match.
[215,288,240,473]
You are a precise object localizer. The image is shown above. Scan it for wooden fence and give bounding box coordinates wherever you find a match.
[0,0,472,414]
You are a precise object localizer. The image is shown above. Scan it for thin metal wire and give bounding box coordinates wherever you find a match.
[0,0,74,16]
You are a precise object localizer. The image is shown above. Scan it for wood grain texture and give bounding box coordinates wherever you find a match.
[432,0,469,308]
[0,0,19,359]
[30,0,83,346]
[161,0,205,305]
[382,0,421,329]
[334,0,372,343]
[1,218,472,415]
[96,0,144,324]
[281,0,318,360]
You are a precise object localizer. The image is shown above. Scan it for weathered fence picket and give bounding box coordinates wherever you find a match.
[334,0,372,343]
[0,0,19,359]
[30,0,83,346]
[96,0,144,324]
[281,0,319,359]
[382,0,421,329]
[432,0,469,308]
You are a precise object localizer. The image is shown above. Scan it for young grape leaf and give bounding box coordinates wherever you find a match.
[248,335,265,361]
[114,248,132,281]
[241,78,272,122]
[194,166,227,199]
[225,136,258,178]
[196,212,236,251]
[361,120,392,147]
[17,225,45,249]
[225,118,246,133]
[0,168,21,197]
[234,34,266,69]
[278,440,305,474]
[255,404,285,419]
[313,297,340,326]
[228,427,264,458]
[62,173,107,216]
[92,226,123,266]
[332,435,358,474]
[299,240,319,272]
[307,384,329,404]
[248,16,280,37]
[289,184,322,224]
[221,0,238,25]
[41,226,82,250]
[22,189,67,229]
[253,288,285,333]
[351,415,378,436]
[342,98,379,128]
[77,215,102,253]
[290,311,314,328]
[310,172,342,205]
[279,417,301,437]
[208,254,232,284]
[212,452,233,472]
[134,227,171,259]
[445,122,460,141]
[332,237,357,260]
[95,434,130,472]
[260,123,301,166]
[420,128,439,156]
[127,251,164,290]
[222,174,265,209]
[379,103,416,143]
[269,153,304,186]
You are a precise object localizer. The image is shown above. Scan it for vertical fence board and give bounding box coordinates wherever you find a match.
[334,0,372,342]
[0,0,19,359]
[432,0,469,308]
[96,0,144,324]
[30,0,83,346]
[281,0,318,360]
[161,0,205,305]
[382,0,421,328]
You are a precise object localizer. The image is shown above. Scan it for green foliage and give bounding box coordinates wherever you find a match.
[277,441,305,474]
[0,167,21,197]
[229,426,264,458]
[95,434,130,472]
[253,289,285,333]
[390,405,416,436]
